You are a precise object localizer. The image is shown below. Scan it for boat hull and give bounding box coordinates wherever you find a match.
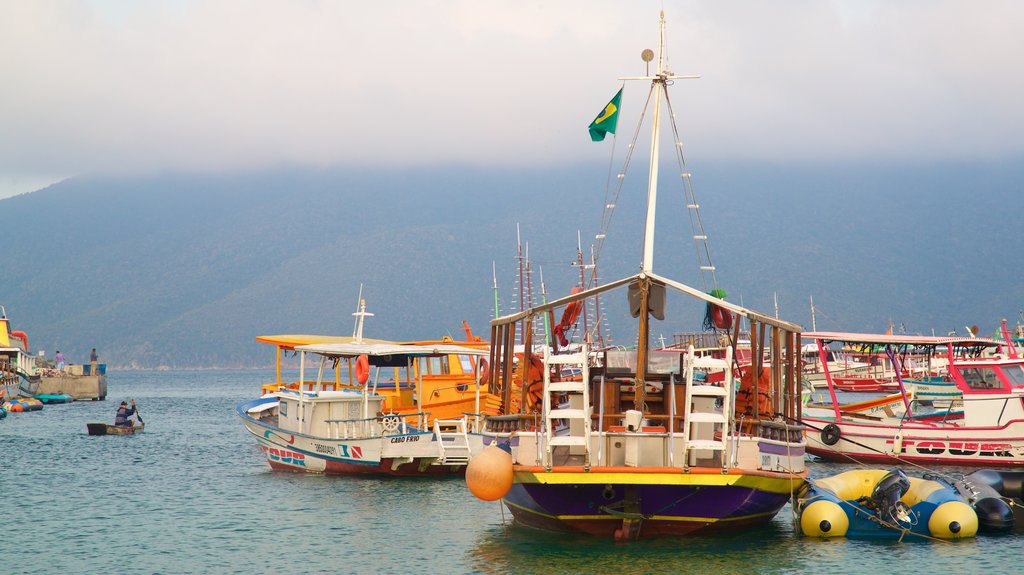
[87,422,144,436]
[238,398,481,477]
[503,466,803,538]
[804,416,1024,467]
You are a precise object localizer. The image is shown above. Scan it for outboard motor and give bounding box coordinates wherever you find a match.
[864,468,912,526]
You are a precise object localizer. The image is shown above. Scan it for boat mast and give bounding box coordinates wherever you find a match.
[539,266,551,346]
[492,261,500,320]
[810,295,817,332]
[576,230,593,343]
[351,284,373,343]
[517,223,525,346]
[624,11,698,399]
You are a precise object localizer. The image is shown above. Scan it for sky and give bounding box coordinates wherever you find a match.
[2,0,1023,198]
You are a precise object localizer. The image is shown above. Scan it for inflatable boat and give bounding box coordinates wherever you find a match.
[797,468,977,539]
[947,469,1024,532]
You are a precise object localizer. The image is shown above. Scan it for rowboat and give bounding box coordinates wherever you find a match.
[465,12,807,540]
[87,422,145,436]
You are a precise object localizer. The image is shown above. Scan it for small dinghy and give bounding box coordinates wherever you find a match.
[948,469,1024,532]
[87,422,145,436]
[796,468,977,539]
[35,393,74,404]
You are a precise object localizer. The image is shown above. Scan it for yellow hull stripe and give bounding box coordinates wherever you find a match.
[513,469,803,494]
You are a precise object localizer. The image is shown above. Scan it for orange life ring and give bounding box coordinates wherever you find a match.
[354,354,370,385]
[478,358,490,386]
[554,287,585,346]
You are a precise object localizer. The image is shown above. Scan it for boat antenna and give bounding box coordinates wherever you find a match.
[351,284,373,343]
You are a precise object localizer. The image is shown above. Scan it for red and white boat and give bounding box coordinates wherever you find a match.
[802,331,1024,467]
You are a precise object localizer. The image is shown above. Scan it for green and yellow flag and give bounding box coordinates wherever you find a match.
[588,88,622,142]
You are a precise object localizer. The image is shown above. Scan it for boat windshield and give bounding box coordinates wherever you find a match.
[1001,364,1024,387]
[958,366,1004,391]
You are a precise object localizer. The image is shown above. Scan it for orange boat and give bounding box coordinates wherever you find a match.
[255,322,502,427]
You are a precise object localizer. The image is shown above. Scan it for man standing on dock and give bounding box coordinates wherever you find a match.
[55,350,65,371]
[90,348,98,376]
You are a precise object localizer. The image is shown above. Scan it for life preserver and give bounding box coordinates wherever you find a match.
[355,354,370,385]
[554,287,585,347]
[478,358,490,386]
[821,423,841,446]
[711,304,732,330]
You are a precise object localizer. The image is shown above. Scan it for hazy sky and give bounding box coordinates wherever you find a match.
[2,0,1023,198]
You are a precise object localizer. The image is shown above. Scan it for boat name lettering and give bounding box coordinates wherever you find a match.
[260,445,307,467]
[338,444,364,459]
[389,435,421,444]
[885,439,1015,458]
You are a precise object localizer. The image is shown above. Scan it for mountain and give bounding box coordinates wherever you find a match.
[2,160,1022,368]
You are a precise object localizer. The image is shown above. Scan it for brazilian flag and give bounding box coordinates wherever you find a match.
[588,88,622,142]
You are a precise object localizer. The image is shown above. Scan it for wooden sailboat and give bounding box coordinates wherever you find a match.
[468,12,807,540]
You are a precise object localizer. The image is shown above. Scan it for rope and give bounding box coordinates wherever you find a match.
[590,84,652,282]
[786,414,973,490]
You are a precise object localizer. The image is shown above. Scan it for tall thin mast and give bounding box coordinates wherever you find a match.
[492,261,500,320]
[576,230,592,341]
[517,223,525,345]
[539,266,551,346]
[810,295,817,332]
[640,16,665,274]
[620,11,699,273]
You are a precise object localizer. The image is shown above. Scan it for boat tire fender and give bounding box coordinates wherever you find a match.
[821,423,841,446]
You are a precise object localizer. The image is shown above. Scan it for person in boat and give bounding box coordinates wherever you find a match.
[114,400,136,427]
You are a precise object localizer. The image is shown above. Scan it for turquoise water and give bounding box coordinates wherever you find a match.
[2,370,1020,575]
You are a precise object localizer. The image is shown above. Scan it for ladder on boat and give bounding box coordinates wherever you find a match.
[433,417,472,466]
[682,344,733,470]
[542,344,591,469]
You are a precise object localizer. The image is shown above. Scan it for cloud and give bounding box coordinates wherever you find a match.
[1,0,1023,180]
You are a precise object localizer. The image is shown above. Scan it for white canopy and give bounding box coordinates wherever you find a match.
[294,342,488,358]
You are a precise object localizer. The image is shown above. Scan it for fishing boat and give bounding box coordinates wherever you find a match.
[0,306,40,399]
[87,422,145,436]
[465,12,807,540]
[802,331,1024,467]
[796,468,977,539]
[237,340,492,476]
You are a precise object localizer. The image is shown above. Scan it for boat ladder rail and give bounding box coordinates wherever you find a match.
[681,344,734,471]
[542,343,592,469]
[433,416,472,465]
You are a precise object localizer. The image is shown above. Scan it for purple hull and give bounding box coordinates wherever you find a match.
[503,470,797,538]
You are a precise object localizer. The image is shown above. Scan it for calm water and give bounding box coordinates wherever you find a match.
[2,370,1021,575]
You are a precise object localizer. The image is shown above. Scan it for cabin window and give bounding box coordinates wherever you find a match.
[1001,365,1024,387]
[279,401,288,417]
[458,355,474,374]
[420,356,449,375]
[959,367,1003,390]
